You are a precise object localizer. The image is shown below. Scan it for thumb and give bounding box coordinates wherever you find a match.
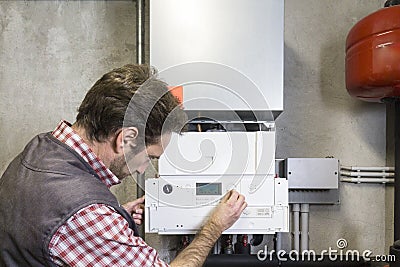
[124,196,145,209]
[131,196,145,206]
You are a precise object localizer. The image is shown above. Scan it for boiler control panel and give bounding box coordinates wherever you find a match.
[145,176,289,234]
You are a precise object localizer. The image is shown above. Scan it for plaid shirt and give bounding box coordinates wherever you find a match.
[48,120,169,267]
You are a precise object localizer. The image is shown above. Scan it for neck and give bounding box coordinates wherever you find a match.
[71,123,114,168]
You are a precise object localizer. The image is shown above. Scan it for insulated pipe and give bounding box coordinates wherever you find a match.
[340,170,394,177]
[300,204,309,252]
[340,177,394,184]
[341,166,395,171]
[292,204,300,252]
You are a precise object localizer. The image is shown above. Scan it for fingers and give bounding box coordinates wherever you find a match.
[121,196,146,225]
[221,190,232,202]
[133,208,143,215]
[210,190,247,232]
[239,201,248,213]
[226,190,247,218]
[232,194,247,218]
[122,196,145,213]
[130,196,145,206]
[222,189,240,203]
[224,190,245,207]
[133,213,142,220]
[132,209,144,225]
[132,213,142,225]
[226,190,240,204]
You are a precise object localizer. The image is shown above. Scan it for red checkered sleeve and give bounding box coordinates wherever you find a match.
[49,204,170,267]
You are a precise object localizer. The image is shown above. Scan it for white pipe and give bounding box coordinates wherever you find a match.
[341,166,394,171]
[340,177,394,184]
[292,204,300,252]
[276,232,282,252]
[340,170,394,177]
[213,239,219,254]
[300,204,309,252]
[136,0,144,64]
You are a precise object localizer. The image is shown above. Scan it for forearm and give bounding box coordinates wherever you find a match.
[169,190,246,267]
[170,221,222,267]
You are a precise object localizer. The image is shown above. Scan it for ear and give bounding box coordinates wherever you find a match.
[114,127,139,154]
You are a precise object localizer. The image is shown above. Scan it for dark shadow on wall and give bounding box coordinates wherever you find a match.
[276,43,312,159]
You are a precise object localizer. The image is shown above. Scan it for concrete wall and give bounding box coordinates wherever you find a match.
[0,0,391,261]
[281,0,388,255]
[0,0,136,172]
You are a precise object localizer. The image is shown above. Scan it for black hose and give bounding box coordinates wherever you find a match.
[250,234,264,247]
[385,0,400,7]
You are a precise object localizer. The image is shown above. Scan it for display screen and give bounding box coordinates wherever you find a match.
[196,183,222,195]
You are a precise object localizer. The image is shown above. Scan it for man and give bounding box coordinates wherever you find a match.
[0,64,247,266]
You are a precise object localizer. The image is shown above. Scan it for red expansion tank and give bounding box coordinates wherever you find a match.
[346,5,400,102]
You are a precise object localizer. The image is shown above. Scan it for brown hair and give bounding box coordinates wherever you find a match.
[75,64,186,149]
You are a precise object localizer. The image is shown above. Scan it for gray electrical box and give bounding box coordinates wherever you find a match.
[284,158,340,204]
[286,158,339,189]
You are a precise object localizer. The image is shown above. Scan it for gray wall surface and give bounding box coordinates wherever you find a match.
[0,0,136,172]
[280,0,388,255]
[0,0,392,262]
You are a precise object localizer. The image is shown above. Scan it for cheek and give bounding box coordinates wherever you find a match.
[109,155,127,178]
[125,151,148,170]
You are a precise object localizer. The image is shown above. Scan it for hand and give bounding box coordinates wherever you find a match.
[122,196,145,225]
[207,190,247,233]
[170,191,247,267]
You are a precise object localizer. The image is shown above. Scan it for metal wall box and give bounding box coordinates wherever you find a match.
[288,190,340,205]
[283,158,340,204]
[285,158,339,189]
